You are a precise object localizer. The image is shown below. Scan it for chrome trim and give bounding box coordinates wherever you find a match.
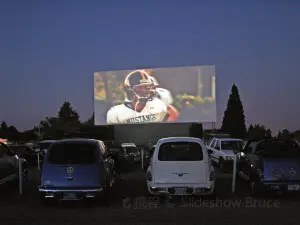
[39,188,103,192]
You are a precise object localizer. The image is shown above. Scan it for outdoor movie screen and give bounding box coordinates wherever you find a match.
[94,65,216,125]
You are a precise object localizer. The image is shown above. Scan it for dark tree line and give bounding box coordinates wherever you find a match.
[219,84,298,140]
[0,85,299,142]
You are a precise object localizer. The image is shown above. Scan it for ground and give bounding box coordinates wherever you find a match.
[0,165,299,225]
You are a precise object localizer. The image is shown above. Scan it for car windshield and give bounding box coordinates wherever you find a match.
[124,146,138,154]
[221,141,244,150]
[158,142,203,161]
[39,142,54,150]
[109,148,120,153]
[47,142,96,164]
[255,140,300,158]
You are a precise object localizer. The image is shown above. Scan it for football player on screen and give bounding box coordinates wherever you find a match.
[148,76,180,121]
[106,70,168,124]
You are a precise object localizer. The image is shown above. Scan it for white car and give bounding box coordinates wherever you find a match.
[121,143,140,163]
[147,137,215,196]
[206,137,245,172]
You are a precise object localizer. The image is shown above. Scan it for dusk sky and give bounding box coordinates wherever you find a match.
[0,0,299,135]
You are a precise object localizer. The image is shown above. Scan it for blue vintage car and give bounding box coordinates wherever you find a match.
[236,138,300,197]
[38,138,116,203]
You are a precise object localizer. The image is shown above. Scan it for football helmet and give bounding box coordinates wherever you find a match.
[148,76,159,86]
[124,70,153,103]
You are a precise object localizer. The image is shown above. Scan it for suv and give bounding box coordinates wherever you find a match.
[38,138,116,203]
[147,137,215,196]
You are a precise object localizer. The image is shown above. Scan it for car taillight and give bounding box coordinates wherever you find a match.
[147,171,152,181]
[209,170,215,181]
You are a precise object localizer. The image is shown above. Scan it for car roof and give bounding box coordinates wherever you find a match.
[216,138,244,141]
[52,138,100,144]
[40,140,57,143]
[158,137,203,144]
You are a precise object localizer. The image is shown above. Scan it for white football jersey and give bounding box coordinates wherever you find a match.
[156,88,173,105]
[106,98,167,124]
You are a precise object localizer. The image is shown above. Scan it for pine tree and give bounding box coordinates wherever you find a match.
[221,84,247,138]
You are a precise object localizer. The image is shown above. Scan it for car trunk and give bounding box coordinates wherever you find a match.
[153,161,208,184]
[263,158,300,181]
[42,141,102,188]
[42,164,102,188]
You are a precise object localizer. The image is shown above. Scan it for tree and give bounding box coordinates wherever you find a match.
[37,101,81,139]
[293,130,300,140]
[0,121,8,138]
[247,124,272,139]
[0,121,19,141]
[221,84,247,138]
[277,129,291,139]
[83,113,94,126]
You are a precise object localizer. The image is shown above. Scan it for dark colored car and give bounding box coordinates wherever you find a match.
[9,145,37,167]
[236,138,300,197]
[37,140,57,168]
[143,145,156,171]
[38,139,116,203]
[121,144,140,163]
[0,142,27,186]
[107,145,134,171]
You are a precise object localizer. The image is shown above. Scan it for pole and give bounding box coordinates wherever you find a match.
[18,158,24,195]
[232,154,237,193]
[37,152,41,171]
[141,149,144,171]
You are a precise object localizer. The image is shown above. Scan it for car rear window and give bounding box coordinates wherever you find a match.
[47,142,97,164]
[221,141,244,150]
[158,142,203,161]
[256,140,300,158]
[123,146,139,154]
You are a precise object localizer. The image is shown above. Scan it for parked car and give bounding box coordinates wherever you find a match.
[37,140,57,154]
[236,138,300,197]
[0,142,28,187]
[8,145,37,167]
[206,137,244,172]
[121,143,140,163]
[147,137,215,196]
[106,145,134,170]
[143,145,155,171]
[38,138,116,203]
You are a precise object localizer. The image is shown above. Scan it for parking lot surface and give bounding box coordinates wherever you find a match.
[0,165,300,225]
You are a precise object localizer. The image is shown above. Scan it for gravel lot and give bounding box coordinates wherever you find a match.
[0,165,300,225]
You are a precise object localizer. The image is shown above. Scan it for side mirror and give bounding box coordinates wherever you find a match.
[208,149,213,155]
[215,146,220,150]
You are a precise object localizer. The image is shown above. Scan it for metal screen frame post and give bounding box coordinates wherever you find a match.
[232,154,237,193]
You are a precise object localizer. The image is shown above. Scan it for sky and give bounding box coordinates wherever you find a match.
[0,0,299,135]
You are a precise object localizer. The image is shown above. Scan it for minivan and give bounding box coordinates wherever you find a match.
[147,137,215,196]
[38,138,115,203]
